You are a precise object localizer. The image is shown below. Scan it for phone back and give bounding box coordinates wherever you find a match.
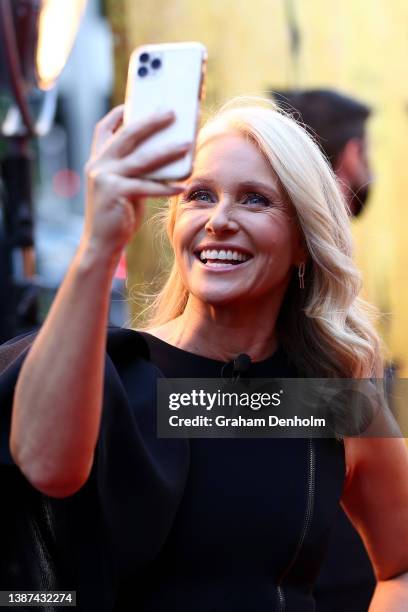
[124,42,207,181]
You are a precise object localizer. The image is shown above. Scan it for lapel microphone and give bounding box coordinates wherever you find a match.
[232,353,252,376]
[221,353,252,382]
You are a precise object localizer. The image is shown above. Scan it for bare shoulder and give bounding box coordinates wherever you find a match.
[342,435,408,580]
[343,436,408,486]
[342,395,406,484]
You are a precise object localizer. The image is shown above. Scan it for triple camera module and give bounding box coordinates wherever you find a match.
[137,52,162,78]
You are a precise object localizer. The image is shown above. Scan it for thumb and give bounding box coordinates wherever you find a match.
[92,106,124,155]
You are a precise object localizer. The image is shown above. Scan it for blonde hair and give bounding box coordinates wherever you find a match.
[140,97,383,378]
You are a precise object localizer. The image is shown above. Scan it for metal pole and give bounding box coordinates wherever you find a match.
[0,136,38,340]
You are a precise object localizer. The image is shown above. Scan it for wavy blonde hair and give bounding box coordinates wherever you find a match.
[140,97,383,378]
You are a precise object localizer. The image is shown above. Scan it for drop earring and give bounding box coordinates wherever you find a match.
[298,262,305,289]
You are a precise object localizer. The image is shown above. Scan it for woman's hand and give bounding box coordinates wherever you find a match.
[83,105,189,262]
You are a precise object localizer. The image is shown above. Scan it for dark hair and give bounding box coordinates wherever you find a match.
[271,89,371,167]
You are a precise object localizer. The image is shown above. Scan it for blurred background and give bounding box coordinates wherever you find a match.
[1,0,408,375]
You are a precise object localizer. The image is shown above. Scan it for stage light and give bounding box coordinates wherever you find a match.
[36,0,87,90]
[0,0,87,135]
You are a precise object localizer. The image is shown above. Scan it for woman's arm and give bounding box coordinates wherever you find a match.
[11,242,118,498]
[342,435,408,611]
[369,572,408,611]
[10,106,189,498]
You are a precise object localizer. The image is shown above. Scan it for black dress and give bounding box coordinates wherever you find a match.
[0,328,345,611]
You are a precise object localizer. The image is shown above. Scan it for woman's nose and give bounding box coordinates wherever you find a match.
[204,201,239,235]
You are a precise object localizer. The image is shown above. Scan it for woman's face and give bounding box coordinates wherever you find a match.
[172,132,305,307]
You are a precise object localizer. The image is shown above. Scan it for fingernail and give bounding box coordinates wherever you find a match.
[178,142,192,150]
[160,110,175,119]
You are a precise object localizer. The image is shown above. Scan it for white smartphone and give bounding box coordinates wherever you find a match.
[124,41,207,181]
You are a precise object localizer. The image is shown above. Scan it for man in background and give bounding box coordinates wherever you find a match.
[272,88,375,611]
[273,89,371,217]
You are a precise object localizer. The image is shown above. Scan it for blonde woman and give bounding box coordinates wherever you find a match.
[1,99,408,611]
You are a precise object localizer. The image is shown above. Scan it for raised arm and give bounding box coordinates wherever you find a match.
[9,106,189,498]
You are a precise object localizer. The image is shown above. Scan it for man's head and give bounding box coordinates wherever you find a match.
[272,89,372,217]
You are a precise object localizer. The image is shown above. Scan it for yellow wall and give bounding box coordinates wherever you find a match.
[114,0,408,372]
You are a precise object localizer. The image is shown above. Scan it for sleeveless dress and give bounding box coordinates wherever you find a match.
[0,328,345,612]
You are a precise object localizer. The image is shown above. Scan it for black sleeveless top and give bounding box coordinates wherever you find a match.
[0,328,345,612]
[115,332,345,611]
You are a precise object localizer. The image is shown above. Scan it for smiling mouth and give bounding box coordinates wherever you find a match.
[194,249,253,267]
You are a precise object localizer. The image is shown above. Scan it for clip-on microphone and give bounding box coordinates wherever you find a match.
[221,353,252,383]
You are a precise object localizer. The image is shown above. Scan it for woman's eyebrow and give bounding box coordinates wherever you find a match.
[183,175,216,189]
[237,180,282,198]
[183,177,282,198]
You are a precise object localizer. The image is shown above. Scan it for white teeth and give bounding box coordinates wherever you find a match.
[206,262,229,268]
[198,249,250,262]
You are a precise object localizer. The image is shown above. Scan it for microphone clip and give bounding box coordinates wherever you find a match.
[221,353,252,384]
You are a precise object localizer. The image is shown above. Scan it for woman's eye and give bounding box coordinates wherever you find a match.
[186,190,214,203]
[243,193,271,206]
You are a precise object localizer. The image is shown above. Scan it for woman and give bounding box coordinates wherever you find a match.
[1,97,408,611]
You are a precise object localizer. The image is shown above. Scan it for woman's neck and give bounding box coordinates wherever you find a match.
[147,295,281,362]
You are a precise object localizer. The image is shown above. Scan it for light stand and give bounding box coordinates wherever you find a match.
[0,0,85,341]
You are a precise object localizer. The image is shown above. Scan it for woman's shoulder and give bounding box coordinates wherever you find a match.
[0,326,153,377]
[106,325,151,361]
[130,320,179,344]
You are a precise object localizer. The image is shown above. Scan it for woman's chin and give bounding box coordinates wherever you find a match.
[191,287,247,308]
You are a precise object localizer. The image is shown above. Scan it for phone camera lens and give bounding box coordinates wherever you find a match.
[151,58,162,69]
[138,66,148,77]
[140,53,149,63]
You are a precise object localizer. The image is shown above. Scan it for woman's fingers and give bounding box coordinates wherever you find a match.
[91,105,124,155]
[102,111,176,159]
[84,108,186,255]
[112,175,185,199]
[83,171,184,254]
[90,170,185,200]
[116,141,191,177]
